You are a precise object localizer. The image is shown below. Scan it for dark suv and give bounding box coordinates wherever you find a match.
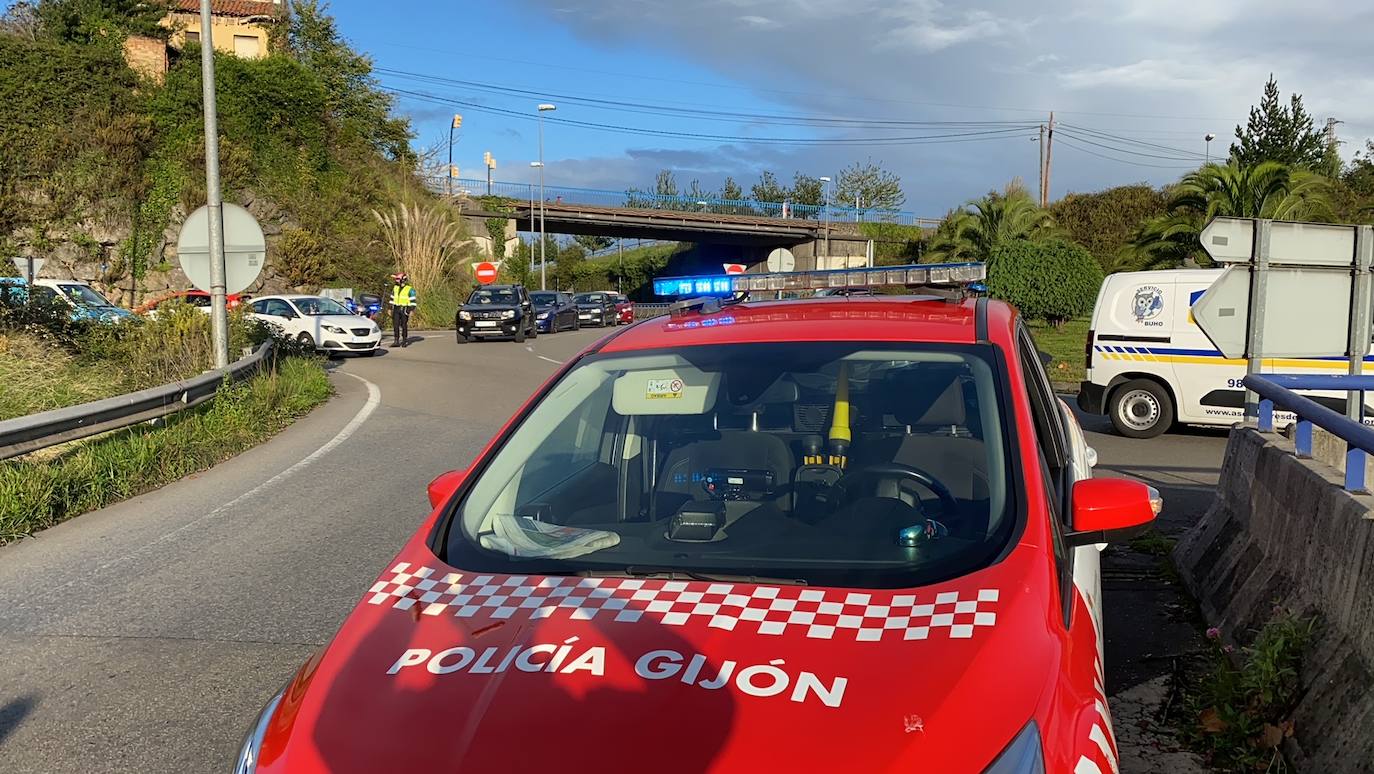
[572,291,617,327]
[456,284,537,343]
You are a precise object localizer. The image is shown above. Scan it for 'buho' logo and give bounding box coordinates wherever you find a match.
[1131,286,1164,323]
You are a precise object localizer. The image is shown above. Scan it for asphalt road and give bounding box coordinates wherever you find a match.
[0,326,1229,772]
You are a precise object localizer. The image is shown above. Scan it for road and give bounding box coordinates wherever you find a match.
[0,328,1228,772]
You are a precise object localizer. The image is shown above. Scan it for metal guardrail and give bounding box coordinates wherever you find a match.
[633,303,671,320]
[1246,373,1374,491]
[431,176,940,227]
[0,341,273,462]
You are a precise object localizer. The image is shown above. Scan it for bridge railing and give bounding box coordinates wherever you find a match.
[429,176,938,227]
[1245,373,1374,492]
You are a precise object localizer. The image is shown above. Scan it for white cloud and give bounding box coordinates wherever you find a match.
[738,15,778,28]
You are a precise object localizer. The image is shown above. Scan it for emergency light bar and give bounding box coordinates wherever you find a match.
[651,262,986,298]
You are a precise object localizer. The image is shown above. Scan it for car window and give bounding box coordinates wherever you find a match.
[574,293,607,304]
[187,294,211,307]
[469,288,517,305]
[57,284,115,308]
[530,292,558,307]
[253,299,294,317]
[293,296,350,316]
[445,341,1014,589]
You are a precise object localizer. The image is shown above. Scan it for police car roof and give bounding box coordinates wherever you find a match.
[599,295,1002,353]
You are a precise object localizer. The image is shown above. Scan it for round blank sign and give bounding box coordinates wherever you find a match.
[177,203,267,295]
[766,247,795,273]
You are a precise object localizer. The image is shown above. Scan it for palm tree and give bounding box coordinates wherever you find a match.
[1130,160,1334,268]
[926,180,1056,262]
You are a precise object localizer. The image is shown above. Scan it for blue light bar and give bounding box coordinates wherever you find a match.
[651,262,987,298]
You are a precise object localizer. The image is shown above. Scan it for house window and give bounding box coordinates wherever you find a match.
[233,34,261,58]
[185,30,199,43]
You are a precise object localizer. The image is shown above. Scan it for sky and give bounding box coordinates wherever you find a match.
[43,1,1374,217]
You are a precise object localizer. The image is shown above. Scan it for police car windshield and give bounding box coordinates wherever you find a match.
[470,289,518,305]
[293,297,351,316]
[445,342,1016,589]
[530,292,558,307]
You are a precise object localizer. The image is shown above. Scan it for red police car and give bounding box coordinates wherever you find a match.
[236,264,1158,774]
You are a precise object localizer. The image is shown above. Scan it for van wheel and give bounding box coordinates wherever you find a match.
[1109,379,1173,439]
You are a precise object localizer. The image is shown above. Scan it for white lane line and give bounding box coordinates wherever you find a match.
[21,373,382,606]
[537,355,562,365]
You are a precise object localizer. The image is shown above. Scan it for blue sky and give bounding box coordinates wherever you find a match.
[329,0,1373,216]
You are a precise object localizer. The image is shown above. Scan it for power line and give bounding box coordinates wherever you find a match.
[1058,122,1208,159]
[384,86,1040,147]
[1054,128,1203,161]
[377,68,1035,129]
[1054,136,1200,169]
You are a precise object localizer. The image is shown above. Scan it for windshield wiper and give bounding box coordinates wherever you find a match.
[580,566,808,585]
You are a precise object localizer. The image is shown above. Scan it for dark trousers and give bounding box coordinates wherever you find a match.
[393,306,411,344]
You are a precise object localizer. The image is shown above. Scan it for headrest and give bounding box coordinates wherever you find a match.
[888,370,967,427]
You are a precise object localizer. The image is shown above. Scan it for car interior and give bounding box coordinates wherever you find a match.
[454,343,1012,582]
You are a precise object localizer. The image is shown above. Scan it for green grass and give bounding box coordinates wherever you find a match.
[0,357,331,543]
[0,334,136,420]
[1025,318,1090,385]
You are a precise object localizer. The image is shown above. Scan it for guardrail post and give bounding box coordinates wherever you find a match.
[1295,419,1312,457]
[1259,398,1275,432]
[1346,444,1367,492]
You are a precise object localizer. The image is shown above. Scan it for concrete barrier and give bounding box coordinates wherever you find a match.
[1173,426,1374,773]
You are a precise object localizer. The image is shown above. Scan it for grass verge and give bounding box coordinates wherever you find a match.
[0,357,331,543]
[1025,317,1090,386]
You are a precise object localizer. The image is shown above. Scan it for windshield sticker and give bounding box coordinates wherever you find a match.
[386,638,848,708]
[645,378,684,400]
[367,563,1000,643]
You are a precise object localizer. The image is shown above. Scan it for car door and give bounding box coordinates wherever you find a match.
[252,299,301,337]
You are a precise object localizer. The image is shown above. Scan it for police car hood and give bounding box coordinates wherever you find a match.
[259,549,1061,773]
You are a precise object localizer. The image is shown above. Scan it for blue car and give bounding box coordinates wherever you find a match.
[530,291,580,333]
[0,277,134,323]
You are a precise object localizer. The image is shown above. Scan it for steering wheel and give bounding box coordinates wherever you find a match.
[830,462,959,518]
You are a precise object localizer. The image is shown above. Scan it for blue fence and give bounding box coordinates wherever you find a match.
[1245,373,1374,491]
[432,176,937,228]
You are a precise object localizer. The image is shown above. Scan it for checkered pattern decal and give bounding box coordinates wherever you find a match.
[367,563,999,642]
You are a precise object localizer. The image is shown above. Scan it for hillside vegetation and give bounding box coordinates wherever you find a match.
[0,0,466,306]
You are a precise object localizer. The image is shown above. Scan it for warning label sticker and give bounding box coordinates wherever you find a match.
[646,378,685,400]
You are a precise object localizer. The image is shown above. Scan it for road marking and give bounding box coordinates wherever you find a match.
[19,372,382,606]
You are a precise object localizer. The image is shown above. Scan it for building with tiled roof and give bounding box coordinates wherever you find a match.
[164,0,283,59]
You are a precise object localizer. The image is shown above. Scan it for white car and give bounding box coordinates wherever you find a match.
[248,294,382,356]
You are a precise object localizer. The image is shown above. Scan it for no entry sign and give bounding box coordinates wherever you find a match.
[473,262,499,284]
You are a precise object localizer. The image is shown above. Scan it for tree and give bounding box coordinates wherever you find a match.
[654,169,678,198]
[574,234,612,254]
[1048,184,1168,269]
[926,180,1056,262]
[288,0,413,162]
[1230,75,1325,169]
[1130,160,1334,268]
[0,2,42,39]
[553,242,586,290]
[1345,140,1374,199]
[986,239,1102,327]
[685,178,708,203]
[835,158,905,210]
[789,172,824,207]
[720,176,743,202]
[32,0,169,44]
[751,171,786,204]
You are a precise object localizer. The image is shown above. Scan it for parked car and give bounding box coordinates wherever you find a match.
[248,294,381,356]
[134,289,249,318]
[530,291,579,333]
[0,278,133,323]
[572,291,617,327]
[610,292,634,324]
[456,284,538,343]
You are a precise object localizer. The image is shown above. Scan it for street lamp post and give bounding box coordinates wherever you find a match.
[820,176,832,265]
[530,162,544,288]
[448,114,462,197]
[536,103,556,290]
[1205,133,1216,165]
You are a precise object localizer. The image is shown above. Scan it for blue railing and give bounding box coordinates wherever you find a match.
[1246,373,1374,492]
[431,176,938,227]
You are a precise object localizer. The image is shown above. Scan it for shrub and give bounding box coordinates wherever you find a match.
[986,238,1103,327]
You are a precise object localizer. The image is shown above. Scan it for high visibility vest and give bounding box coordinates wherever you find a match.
[391,284,415,307]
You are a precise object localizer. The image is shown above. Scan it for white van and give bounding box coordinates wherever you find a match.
[1077,269,1370,438]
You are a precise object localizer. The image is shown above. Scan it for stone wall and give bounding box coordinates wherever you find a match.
[1173,427,1374,772]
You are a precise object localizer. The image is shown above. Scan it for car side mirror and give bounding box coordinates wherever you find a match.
[427,467,471,509]
[1065,478,1160,547]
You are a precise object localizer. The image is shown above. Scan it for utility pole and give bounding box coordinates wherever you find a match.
[484,151,495,196]
[447,114,461,198]
[1041,112,1055,208]
[198,0,229,369]
[1037,124,1046,208]
[617,240,623,293]
[536,103,556,291]
[820,175,832,265]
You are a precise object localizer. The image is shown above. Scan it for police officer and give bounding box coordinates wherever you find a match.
[389,272,417,347]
